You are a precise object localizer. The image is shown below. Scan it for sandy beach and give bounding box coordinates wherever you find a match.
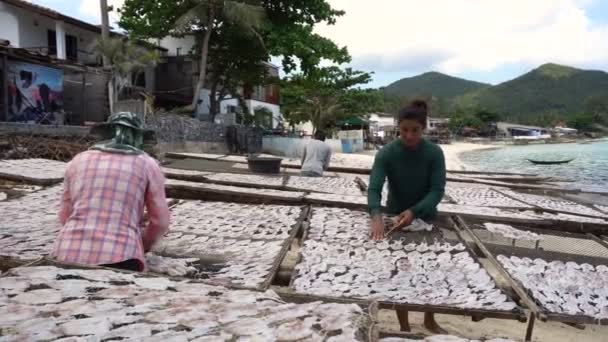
[439,142,499,171]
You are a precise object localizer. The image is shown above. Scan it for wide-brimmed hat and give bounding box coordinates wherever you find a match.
[90,112,144,139]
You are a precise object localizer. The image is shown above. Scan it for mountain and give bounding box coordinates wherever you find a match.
[457,63,608,124]
[383,71,490,99]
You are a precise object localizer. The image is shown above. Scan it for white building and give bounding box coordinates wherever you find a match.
[0,0,164,94]
[0,0,103,64]
[368,112,395,138]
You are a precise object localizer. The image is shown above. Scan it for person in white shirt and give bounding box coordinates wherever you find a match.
[301,131,332,177]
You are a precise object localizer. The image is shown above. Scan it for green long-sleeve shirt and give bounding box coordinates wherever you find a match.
[367,139,446,220]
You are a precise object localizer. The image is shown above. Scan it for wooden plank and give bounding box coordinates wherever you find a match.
[262,205,310,290]
[495,188,608,220]
[452,215,547,321]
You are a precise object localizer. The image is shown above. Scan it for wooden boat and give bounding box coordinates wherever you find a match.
[526,158,574,165]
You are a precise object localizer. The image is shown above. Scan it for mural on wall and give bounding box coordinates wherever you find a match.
[7,61,64,123]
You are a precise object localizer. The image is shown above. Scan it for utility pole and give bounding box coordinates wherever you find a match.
[100,0,110,67]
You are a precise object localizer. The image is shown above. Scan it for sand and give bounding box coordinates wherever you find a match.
[439,142,498,171]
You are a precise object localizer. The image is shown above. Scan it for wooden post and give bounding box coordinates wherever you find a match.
[525,312,535,342]
[100,0,110,68]
[2,53,8,121]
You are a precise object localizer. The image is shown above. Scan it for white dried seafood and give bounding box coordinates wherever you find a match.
[445,185,531,209]
[499,190,608,218]
[595,205,608,214]
[438,203,544,221]
[153,236,284,288]
[145,253,198,277]
[498,255,608,319]
[483,223,542,241]
[294,240,515,310]
[305,192,388,208]
[287,176,363,196]
[168,200,300,240]
[165,178,305,199]
[0,158,66,183]
[0,266,369,341]
[294,207,514,311]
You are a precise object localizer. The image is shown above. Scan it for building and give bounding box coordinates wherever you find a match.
[427,117,449,131]
[497,122,550,139]
[0,0,169,124]
[0,0,281,127]
[368,112,395,138]
[0,0,104,64]
[151,35,282,127]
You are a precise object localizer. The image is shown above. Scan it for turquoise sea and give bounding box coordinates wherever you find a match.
[460,140,608,193]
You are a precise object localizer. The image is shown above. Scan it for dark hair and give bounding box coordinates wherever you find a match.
[314,131,326,141]
[398,100,428,127]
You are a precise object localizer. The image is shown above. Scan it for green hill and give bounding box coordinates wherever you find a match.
[457,63,608,125]
[383,71,490,99]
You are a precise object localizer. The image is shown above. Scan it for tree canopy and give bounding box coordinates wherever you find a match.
[281,67,374,133]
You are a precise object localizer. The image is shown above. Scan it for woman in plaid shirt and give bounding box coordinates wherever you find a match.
[52,112,170,271]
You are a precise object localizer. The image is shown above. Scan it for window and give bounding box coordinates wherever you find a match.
[47,30,78,61]
[66,34,78,61]
[47,30,56,55]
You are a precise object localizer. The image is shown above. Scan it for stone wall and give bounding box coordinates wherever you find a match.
[145,114,263,155]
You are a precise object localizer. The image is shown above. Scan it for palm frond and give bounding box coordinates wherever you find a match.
[222,1,265,30]
[174,1,210,32]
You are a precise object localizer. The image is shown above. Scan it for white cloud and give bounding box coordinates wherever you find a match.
[316,0,608,76]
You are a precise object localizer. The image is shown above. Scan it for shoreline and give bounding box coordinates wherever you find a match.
[439,142,499,171]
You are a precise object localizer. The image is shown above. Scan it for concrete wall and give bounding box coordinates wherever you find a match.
[146,113,263,155]
[262,136,347,158]
[0,122,90,136]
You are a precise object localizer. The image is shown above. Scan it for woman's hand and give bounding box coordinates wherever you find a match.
[393,209,415,230]
[370,215,385,240]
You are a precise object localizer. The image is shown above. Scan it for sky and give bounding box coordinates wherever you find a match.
[24,0,608,88]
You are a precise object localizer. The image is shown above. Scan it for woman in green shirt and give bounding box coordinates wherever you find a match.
[367,100,447,332]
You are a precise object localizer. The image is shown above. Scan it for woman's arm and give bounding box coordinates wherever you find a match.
[367,151,387,217]
[410,147,446,218]
[368,151,388,240]
[58,161,74,225]
[142,160,170,252]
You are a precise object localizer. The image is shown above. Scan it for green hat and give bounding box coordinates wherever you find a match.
[91,112,144,139]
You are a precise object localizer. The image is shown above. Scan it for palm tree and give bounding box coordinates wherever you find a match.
[174,0,266,111]
[94,38,160,102]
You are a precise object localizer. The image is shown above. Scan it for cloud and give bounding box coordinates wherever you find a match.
[316,0,608,78]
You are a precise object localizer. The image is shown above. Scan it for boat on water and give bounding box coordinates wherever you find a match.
[526,158,575,165]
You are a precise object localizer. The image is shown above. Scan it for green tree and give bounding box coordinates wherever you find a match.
[340,88,384,116]
[281,67,372,133]
[567,113,595,131]
[119,0,349,115]
[94,37,159,100]
[205,24,269,121]
[448,110,483,135]
[121,0,265,110]
[584,93,608,124]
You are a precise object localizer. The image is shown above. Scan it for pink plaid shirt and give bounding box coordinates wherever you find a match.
[53,150,170,271]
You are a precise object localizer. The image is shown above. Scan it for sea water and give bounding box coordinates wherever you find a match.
[460,140,608,193]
